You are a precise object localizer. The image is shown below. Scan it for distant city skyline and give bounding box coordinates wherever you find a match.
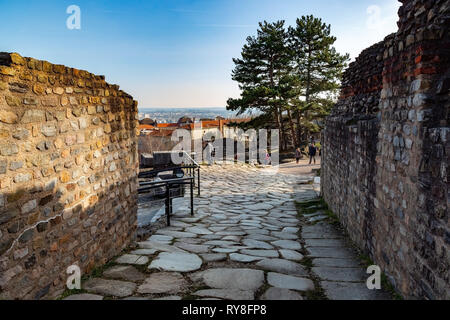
[138,107,241,123]
[1,0,400,108]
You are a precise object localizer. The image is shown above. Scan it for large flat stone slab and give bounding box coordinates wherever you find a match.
[282,227,299,233]
[156,230,197,238]
[267,272,314,292]
[194,289,254,300]
[302,230,343,239]
[200,253,227,262]
[174,242,210,253]
[271,240,301,250]
[242,239,274,249]
[261,287,303,300]
[302,223,339,236]
[308,215,328,223]
[83,278,136,297]
[307,247,357,259]
[247,234,278,241]
[305,238,346,247]
[148,235,174,243]
[240,250,279,258]
[321,281,392,300]
[204,240,238,247]
[246,203,273,210]
[312,267,366,282]
[122,296,151,300]
[222,235,241,242]
[270,232,298,240]
[313,258,361,268]
[115,254,149,266]
[130,249,158,255]
[137,272,187,294]
[154,295,183,300]
[230,253,265,263]
[186,226,213,235]
[256,259,308,276]
[63,293,103,300]
[149,252,202,272]
[246,229,270,236]
[190,268,264,292]
[138,241,187,253]
[212,248,238,253]
[279,249,304,261]
[103,265,146,282]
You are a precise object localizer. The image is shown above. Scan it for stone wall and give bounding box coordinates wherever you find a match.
[321,39,385,252]
[322,0,449,300]
[0,53,139,299]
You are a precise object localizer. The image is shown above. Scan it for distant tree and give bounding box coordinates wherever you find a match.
[288,15,349,142]
[228,16,349,150]
[140,118,156,125]
[227,21,295,151]
[178,116,193,124]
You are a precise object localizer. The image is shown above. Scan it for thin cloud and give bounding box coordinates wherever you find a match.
[366,3,401,37]
[335,2,401,61]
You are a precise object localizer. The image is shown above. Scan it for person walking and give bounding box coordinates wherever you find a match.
[205,141,214,165]
[308,143,317,165]
[295,147,301,164]
[264,149,272,165]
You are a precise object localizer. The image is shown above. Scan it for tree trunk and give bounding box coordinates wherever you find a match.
[273,107,284,152]
[305,48,312,142]
[287,109,298,149]
[278,107,287,151]
[296,111,302,146]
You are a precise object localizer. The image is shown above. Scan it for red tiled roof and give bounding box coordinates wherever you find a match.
[139,124,155,130]
[147,130,175,137]
[157,123,179,128]
[153,118,253,131]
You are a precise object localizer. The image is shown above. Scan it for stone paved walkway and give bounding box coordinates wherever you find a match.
[64,164,392,300]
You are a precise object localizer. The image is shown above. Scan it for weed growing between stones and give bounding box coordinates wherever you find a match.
[296,197,399,300]
[296,198,340,227]
[297,256,328,300]
[87,260,119,280]
[57,288,87,300]
[182,284,210,300]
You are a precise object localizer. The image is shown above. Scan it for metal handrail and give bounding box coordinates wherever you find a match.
[182,151,200,168]
[138,165,198,178]
[138,177,194,189]
[181,151,201,196]
[138,176,195,226]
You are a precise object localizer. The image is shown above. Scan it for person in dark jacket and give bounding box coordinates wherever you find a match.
[308,143,317,165]
[295,148,301,164]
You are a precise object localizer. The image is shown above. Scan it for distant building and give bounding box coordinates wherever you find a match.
[140,118,157,126]
[177,116,193,125]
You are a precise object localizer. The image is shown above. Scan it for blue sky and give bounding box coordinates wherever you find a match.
[0,0,400,108]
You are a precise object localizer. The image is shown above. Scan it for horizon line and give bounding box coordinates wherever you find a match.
[138,106,230,110]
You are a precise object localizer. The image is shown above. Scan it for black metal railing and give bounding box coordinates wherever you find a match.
[138,164,200,196]
[138,177,195,226]
[137,152,201,226]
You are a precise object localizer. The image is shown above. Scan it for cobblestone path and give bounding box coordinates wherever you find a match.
[64,164,391,300]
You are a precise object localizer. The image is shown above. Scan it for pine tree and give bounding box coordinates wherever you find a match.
[227,21,295,150]
[288,15,349,143]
